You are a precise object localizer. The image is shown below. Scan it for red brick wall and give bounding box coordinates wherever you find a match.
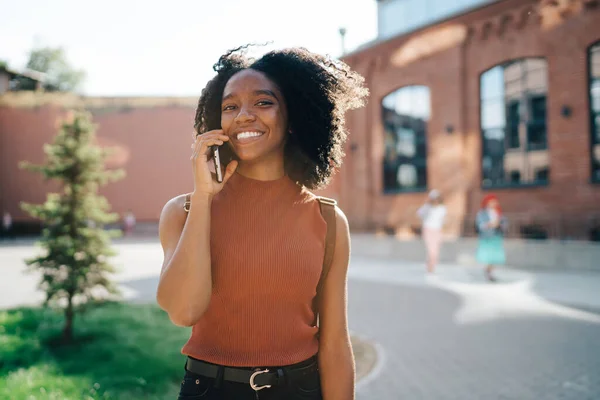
[0,98,196,223]
[0,105,61,222]
[341,0,600,237]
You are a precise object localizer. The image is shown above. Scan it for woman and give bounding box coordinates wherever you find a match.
[417,189,446,274]
[476,194,507,282]
[156,46,368,400]
[122,209,136,236]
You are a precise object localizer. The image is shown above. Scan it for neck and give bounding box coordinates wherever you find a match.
[236,154,285,181]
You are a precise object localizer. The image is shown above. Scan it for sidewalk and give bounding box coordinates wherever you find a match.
[1,236,599,313]
[350,233,600,272]
[348,255,600,315]
[3,237,599,400]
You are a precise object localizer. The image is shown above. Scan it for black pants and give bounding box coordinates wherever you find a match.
[177,356,322,400]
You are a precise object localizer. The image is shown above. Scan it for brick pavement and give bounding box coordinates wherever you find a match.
[350,277,600,400]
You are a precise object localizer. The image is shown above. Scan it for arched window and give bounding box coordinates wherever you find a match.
[382,86,430,193]
[480,58,549,187]
[589,43,600,183]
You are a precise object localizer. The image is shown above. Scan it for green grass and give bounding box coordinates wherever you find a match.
[0,303,191,400]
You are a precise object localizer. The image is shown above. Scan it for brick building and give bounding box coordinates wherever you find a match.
[0,95,201,233]
[338,0,600,239]
[1,0,599,240]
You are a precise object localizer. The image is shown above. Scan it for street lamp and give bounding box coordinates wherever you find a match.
[339,27,347,56]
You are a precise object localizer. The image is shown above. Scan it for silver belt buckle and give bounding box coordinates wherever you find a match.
[249,369,271,391]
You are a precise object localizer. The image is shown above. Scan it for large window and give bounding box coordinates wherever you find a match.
[382,86,430,193]
[480,58,549,187]
[377,0,495,39]
[590,43,600,183]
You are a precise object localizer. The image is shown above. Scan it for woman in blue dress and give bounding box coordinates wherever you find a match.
[476,194,507,282]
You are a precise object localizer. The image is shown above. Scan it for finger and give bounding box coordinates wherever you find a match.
[190,130,228,149]
[197,128,228,139]
[220,160,239,185]
[191,134,202,150]
[197,139,224,159]
[207,158,216,173]
[201,129,224,136]
[198,133,229,142]
[191,138,223,160]
[190,136,204,160]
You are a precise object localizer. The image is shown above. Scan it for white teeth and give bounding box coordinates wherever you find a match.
[237,131,263,139]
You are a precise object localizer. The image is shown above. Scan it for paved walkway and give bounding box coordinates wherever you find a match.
[1,239,600,399]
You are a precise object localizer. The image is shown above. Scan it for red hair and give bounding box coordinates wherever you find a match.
[481,194,502,215]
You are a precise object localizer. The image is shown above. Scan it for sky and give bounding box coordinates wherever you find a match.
[0,0,378,96]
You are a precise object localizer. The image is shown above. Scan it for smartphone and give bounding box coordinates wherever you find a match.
[211,145,223,183]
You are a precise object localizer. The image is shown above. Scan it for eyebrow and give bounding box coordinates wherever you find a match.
[222,89,279,102]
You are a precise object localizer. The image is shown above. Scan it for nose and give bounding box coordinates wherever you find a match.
[234,106,256,124]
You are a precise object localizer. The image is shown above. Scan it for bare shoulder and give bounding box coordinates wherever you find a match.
[312,194,348,233]
[325,203,350,277]
[160,194,189,222]
[333,205,350,247]
[158,194,190,246]
[333,205,349,230]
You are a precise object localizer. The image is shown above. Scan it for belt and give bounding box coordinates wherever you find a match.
[185,355,318,392]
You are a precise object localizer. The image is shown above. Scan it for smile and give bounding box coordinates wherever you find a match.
[235,131,265,143]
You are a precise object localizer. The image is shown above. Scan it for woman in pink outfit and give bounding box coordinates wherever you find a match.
[417,190,447,273]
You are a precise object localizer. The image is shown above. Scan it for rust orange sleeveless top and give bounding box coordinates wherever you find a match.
[181,171,327,367]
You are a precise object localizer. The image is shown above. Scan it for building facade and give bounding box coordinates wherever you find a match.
[1,0,599,240]
[339,0,600,239]
[0,95,201,232]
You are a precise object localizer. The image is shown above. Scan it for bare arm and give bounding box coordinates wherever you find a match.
[156,129,237,327]
[318,207,355,400]
[156,193,214,327]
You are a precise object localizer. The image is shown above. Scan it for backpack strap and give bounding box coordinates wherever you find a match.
[317,196,337,279]
[183,193,191,213]
[313,196,337,329]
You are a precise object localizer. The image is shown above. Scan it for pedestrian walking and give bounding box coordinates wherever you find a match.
[476,194,507,282]
[417,189,446,274]
[2,211,13,240]
[123,210,136,236]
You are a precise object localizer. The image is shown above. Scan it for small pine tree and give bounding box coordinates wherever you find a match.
[20,110,125,342]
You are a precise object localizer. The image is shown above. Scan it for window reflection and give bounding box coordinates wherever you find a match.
[378,0,494,39]
[590,43,600,182]
[382,86,430,192]
[480,58,549,187]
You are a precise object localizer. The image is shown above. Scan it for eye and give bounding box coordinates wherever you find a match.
[256,100,274,107]
[222,104,236,111]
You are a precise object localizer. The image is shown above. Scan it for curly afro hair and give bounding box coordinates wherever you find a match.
[193,45,368,190]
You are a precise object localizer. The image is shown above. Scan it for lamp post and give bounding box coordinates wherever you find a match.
[339,27,347,56]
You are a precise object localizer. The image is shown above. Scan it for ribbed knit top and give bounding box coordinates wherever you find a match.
[181,171,327,367]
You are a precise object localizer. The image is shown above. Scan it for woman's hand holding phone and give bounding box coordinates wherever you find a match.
[190,129,238,198]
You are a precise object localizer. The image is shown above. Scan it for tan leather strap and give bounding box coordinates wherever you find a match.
[183,193,191,213]
[317,196,337,280]
[313,196,337,329]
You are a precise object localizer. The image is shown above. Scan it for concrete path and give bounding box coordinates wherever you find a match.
[2,238,600,399]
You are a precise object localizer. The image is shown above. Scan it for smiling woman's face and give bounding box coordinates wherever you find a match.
[220,69,288,163]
